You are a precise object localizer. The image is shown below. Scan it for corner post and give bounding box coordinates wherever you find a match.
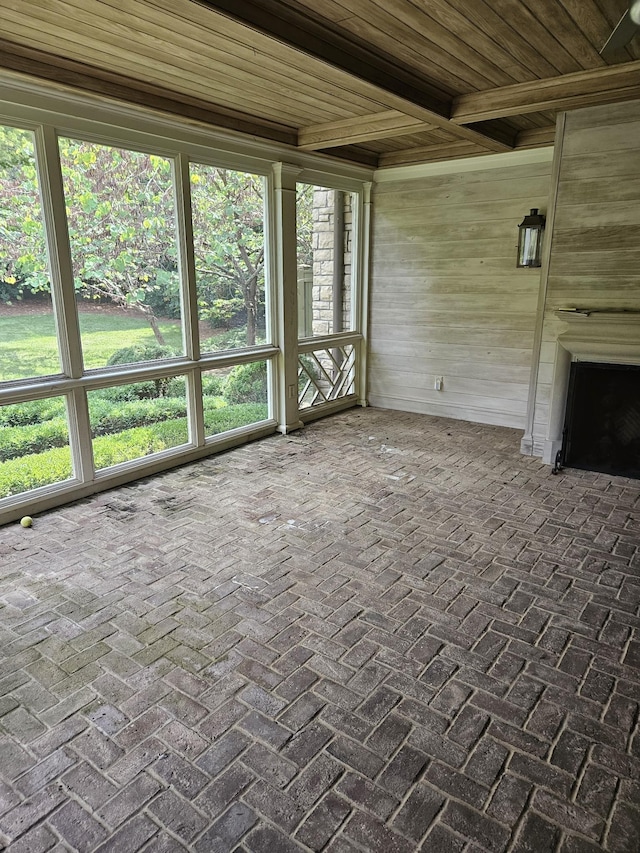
[357,181,372,406]
[272,162,304,434]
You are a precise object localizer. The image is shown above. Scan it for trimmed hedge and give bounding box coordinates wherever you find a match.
[92,420,189,469]
[0,417,69,462]
[0,445,73,498]
[0,398,66,427]
[0,403,269,497]
[0,398,189,462]
[204,402,267,435]
[0,396,264,464]
[89,397,188,437]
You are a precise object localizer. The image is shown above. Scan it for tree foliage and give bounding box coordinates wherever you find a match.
[0,125,50,303]
[296,182,314,268]
[191,163,265,347]
[0,126,268,347]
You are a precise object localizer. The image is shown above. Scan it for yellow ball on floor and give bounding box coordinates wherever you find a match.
[20,516,33,528]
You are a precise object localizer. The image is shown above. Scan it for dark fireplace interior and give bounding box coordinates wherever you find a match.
[563,361,640,479]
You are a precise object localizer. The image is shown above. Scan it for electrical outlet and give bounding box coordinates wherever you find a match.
[435,376,444,391]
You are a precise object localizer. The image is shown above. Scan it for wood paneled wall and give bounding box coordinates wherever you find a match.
[529,99,640,453]
[368,158,552,428]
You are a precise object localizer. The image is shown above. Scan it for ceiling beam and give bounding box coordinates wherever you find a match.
[195,0,513,153]
[378,141,484,167]
[298,111,434,150]
[452,61,640,124]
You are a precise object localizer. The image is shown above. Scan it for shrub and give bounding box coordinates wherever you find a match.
[88,397,188,437]
[204,402,268,435]
[202,327,249,352]
[106,343,178,366]
[199,297,244,328]
[165,376,187,397]
[0,418,69,462]
[92,420,189,469]
[105,343,180,398]
[141,269,181,319]
[91,384,155,403]
[201,374,225,397]
[0,445,73,498]
[223,361,267,404]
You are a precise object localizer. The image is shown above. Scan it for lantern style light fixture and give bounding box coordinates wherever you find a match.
[517,208,546,268]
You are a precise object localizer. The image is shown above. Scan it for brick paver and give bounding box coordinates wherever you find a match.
[1,408,639,852]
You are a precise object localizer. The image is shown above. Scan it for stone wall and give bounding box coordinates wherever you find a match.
[311,188,353,336]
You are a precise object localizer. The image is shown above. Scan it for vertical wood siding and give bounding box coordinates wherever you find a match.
[530,100,640,450]
[368,161,551,427]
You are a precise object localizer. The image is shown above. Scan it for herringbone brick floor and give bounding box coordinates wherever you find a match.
[1,408,639,852]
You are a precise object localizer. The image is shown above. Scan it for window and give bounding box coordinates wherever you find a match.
[60,139,183,368]
[202,361,269,438]
[87,376,190,471]
[297,183,356,339]
[191,164,268,353]
[0,397,73,498]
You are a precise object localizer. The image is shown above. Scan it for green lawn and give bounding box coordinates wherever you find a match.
[0,310,184,381]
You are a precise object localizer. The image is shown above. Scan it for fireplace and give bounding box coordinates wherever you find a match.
[542,311,640,472]
[562,361,640,479]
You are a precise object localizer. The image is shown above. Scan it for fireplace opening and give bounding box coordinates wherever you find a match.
[563,362,640,479]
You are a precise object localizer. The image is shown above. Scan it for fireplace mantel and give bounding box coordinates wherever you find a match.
[542,310,640,463]
[555,310,640,363]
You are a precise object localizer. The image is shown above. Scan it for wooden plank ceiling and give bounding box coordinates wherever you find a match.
[1,0,640,167]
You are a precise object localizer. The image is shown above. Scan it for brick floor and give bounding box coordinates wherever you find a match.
[1,407,639,852]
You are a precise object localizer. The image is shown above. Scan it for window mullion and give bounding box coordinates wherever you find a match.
[174,153,204,447]
[174,154,200,362]
[34,125,94,482]
[34,125,84,380]
[67,387,95,483]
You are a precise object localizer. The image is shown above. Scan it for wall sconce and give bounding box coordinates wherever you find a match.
[517,208,546,268]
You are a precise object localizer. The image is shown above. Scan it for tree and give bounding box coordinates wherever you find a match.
[296,182,314,268]
[59,139,178,345]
